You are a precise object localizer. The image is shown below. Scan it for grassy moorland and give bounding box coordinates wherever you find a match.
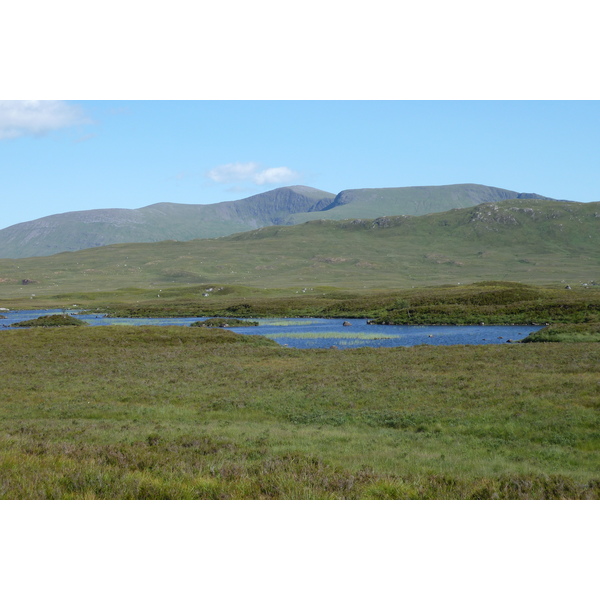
[0,325,599,499]
[2,281,599,327]
[0,196,598,499]
[0,198,599,298]
[522,323,600,343]
[57,281,600,328]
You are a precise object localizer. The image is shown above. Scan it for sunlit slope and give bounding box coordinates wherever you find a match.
[0,183,557,259]
[285,183,557,223]
[0,186,336,259]
[1,198,598,297]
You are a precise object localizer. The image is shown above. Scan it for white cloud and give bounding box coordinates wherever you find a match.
[254,166,298,185]
[206,161,299,186]
[0,100,89,140]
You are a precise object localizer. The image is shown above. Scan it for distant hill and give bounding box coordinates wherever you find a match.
[2,197,598,297]
[0,183,560,258]
[285,184,556,224]
[0,185,335,259]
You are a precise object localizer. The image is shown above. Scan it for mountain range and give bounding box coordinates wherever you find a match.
[1,197,597,298]
[0,183,559,259]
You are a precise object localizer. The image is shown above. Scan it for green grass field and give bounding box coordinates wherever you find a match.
[1,325,598,499]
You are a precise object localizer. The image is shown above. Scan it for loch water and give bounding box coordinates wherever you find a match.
[0,310,543,350]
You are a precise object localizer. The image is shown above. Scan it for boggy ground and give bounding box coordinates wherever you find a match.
[4,281,600,325]
[94,282,600,326]
[1,325,598,499]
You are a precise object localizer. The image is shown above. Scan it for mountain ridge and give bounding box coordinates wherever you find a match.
[0,183,562,259]
[284,184,559,224]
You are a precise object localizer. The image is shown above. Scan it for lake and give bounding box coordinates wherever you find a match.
[0,309,543,349]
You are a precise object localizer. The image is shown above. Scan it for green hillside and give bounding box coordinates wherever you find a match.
[0,198,597,301]
[285,183,555,223]
[0,185,336,259]
[0,183,558,259]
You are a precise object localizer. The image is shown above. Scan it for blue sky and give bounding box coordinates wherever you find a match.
[1,100,598,230]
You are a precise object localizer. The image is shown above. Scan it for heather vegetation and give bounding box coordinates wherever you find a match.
[0,325,599,499]
[10,314,88,328]
[368,281,600,325]
[1,195,599,500]
[522,323,600,343]
[68,281,600,327]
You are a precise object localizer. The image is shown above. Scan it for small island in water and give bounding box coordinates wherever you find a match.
[190,317,258,328]
[11,314,88,328]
